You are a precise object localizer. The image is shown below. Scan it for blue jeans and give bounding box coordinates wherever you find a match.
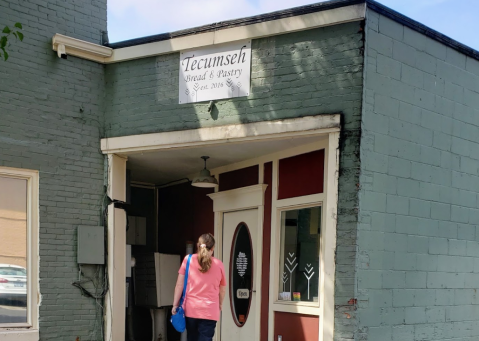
[185,317,217,341]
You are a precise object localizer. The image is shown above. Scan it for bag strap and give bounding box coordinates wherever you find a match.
[179,254,192,307]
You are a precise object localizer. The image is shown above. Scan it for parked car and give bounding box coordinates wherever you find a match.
[0,264,27,306]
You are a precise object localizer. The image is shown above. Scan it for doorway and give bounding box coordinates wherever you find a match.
[102,115,341,341]
[221,209,258,341]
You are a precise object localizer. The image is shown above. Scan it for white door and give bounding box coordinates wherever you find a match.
[221,209,258,341]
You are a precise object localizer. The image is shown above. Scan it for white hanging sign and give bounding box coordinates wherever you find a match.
[179,41,251,104]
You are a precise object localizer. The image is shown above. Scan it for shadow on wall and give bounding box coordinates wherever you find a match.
[103,21,363,138]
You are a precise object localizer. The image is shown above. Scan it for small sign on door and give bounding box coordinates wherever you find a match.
[237,289,250,299]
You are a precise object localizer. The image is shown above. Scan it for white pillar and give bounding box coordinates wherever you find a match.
[105,153,128,341]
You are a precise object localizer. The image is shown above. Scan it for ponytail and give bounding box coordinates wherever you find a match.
[197,233,215,273]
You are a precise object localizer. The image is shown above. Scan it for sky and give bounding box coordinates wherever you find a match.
[107,0,479,51]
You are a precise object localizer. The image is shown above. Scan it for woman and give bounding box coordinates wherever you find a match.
[172,233,226,341]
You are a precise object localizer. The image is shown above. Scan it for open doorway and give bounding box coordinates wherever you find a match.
[123,177,214,341]
[102,115,340,341]
[123,137,325,340]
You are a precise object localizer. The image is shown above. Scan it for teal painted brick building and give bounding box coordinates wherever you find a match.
[357,7,479,341]
[0,0,479,340]
[0,0,107,340]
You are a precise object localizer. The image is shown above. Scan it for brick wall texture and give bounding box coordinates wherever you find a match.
[4,1,479,339]
[357,8,479,341]
[0,0,107,340]
[104,23,364,340]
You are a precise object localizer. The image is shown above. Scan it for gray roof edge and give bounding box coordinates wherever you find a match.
[366,0,479,61]
[106,0,479,62]
[106,0,364,49]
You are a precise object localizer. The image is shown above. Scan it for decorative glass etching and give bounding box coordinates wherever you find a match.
[237,252,247,277]
[278,206,321,303]
[229,223,253,326]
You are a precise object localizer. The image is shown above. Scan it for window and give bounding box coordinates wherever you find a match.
[278,206,321,303]
[0,167,39,331]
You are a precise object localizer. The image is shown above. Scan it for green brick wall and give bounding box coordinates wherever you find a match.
[0,0,107,339]
[6,1,479,339]
[104,22,365,340]
[104,23,364,137]
[357,8,479,341]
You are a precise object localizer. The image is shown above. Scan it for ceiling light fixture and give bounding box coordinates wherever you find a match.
[191,156,218,188]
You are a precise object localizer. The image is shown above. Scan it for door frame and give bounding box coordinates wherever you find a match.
[208,184,267,341]
[101,115,341,341]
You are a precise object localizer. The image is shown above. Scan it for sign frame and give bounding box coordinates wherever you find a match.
[179,40,251,104]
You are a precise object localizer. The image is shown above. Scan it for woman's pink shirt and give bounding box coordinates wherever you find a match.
[179,254,226,321]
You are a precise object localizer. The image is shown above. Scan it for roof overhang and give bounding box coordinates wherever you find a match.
[50,2,365,64]
[101,114,341,155]
[52,34,113,63]
[105,3,366,63]
[101,114,341,184]
[49,0,479,64]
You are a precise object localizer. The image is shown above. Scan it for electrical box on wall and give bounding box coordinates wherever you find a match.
[126,216,147,245]
[77,226,104,264]
[134,253,180,307]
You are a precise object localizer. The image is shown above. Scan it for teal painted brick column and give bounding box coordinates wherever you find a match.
[0,0,107,339]
[358,8,479,341]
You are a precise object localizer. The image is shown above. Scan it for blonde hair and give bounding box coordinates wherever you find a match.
[197,233,215,273]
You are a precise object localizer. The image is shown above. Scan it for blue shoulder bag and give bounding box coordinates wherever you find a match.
[171,254,192,333]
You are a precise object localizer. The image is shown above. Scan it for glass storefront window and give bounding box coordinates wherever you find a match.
[0,175,28,324]
[278,206,321,303]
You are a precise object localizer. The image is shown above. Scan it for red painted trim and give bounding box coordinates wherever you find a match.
[193,186,215,237]
[261,162,272,341]
[219,165,259,192]
[274,312,319,341]
[228,222,253,327]
[278,149,325,200]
